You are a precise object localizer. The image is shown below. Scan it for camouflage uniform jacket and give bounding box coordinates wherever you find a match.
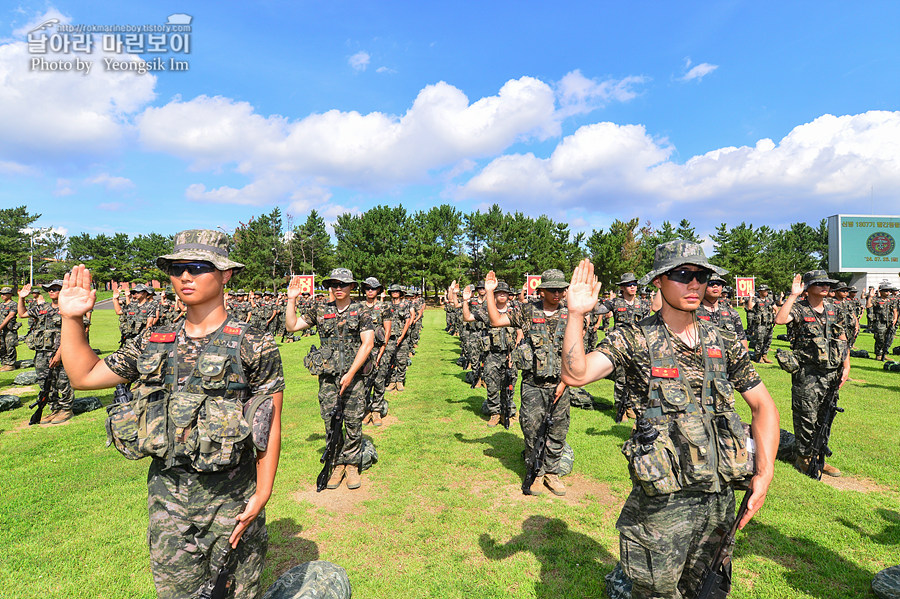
[870,297,896,327]
[465,298,486,332]
[361,300,392,346]
[299,301,374,374]
[389,300,413,338]
[597,312,761,494]
[472,304,516,354]
[507,300,568,387]
[696,301,747,341]
[27,302,63,352]
[749,295,776,325]
[786,299,846,370]
[602,297,650,328]
[0,299,17,331]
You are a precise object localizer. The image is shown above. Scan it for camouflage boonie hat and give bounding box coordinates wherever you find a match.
[323,268,356,287]
[803,270,838,288]
[475,280,486,290]
[157,229,244,274]
[536,269,569,290]
[403,287,414,296]
[362,277,383,290]
[639,240,727,285]
[758,284,770,292]
[41,279,64,290]
[0,287,12,295]
[387,284,403,293]
[31,287,41,294]
[878,280,897,291]
[494,281,512,294]
[707,274,726,285]
[132,283,151,294]
[616,272,638,286]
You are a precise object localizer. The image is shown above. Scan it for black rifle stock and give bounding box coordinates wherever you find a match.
[28,373,55,426]
[693,490,752,599]
[522,398,556,494]
[807,374,844,481]
[196,544,236,599]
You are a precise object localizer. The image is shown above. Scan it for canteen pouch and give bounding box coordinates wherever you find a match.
[304,345,325,376]
[105,401,143,460]
[776,348,800,373]
[243,394,274,452]
[714,412,754,485]
[513,339,533,372]
[529,331,559,378]
[622,429,682,496]
[169,391,206,464]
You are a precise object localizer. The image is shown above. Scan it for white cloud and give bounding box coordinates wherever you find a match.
[680,59,718,82]
[0,27,157,166]
[86,173,135,191]
[556,70,648,118]
[54,178,75,196]
[349,51,370,71]
[458,111,900,229]
[376,66,396,74]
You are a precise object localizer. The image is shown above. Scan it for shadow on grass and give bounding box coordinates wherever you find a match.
[585,425,632,443]
[454,430,524,476]
[838,508,900,546]
[266,517,321,578]
[738,522,877,598]
[446,393,484,416]
[479,515,616,598]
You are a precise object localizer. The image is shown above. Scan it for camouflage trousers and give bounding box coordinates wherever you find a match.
[410,319,422,346]
[319,373,365,465]
[458,326,472,361]
[791,364,841,457]
[1,329,16,366]
[147,458,267,599]
[369,342,394,415]
[34,350,73,411]
[520,379,570,476]
[872,323,895,357]
[752,323,773,356]
[617,486,735,599]
[390,336,411,384]
[483,350,517,417]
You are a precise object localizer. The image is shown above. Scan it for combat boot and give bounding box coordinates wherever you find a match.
[0,364,14,372]
[821,463,842,477]
[396,382,405,392]
[527,476,544,496]
[345,465,361,490]
[40,409,59,425]
[326,464,346,489]
[487,414,500,427]
[372,413,382,426]
[363,413,373,425]
[543,473,566,496]
[387,382,397,392]
[50,410,73,424]
[760,355,773,364]
[794,455,811,474]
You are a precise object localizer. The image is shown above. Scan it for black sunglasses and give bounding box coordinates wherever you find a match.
[665,268,711,285]
[326,282,354,290]
[168,262,217,277]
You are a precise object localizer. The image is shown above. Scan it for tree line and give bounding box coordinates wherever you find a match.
[0,205,829,297]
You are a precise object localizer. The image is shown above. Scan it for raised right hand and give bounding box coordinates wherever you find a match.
[484,271,498,293]
[790,273,803,296]
[287,276,302,300]
[59,265,97,318]
[17,284,31,299]
[566,258,602,316]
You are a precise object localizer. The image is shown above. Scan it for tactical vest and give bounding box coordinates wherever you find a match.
[791,300,845,369]
[610,297,646,328]
[752,296,775,326]
[105,320,270,472]
[872,298,893,327]
[389,300,411,338]
[514,302,567,380]
[34,305,62,351]
[621,317,753,496]
[697,303,741,337]
[305,303,366,376]
[365,301,390,346]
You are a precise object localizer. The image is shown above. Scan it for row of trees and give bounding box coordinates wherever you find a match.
[0,204,830,297]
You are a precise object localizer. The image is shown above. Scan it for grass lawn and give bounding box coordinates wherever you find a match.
[0,308,898,598]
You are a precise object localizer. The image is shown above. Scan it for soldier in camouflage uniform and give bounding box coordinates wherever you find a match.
[459,280,519,425]
[746,284,776,363]
[0,287,20,371]
[847,288,863,348]
[697,274,749,350]
[486,268,571,496]
[775,270,849,477]
[386,284,415,392]
[360,277,392,426]
[833,285,860,353]
[17,281,75,423]
[562,243,779,599]
[866,282,899,360]
[113,283,160,347]
[59,229,285,599]
[287,268,374,490]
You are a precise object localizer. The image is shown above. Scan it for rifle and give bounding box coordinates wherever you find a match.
[806,374,844,481]
[317,387,346,492]
[196,544,236,599]
[693,490,752,599]
[522,398,557,495]
[29,375,55,426]
[500,366,516,430]
[469,350,486,389]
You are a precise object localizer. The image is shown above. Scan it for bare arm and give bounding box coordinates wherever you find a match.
[284,277,311,332]
[774,274,803,325]
[16,285,31,318]
[561,259,614,386]
[737,381,779,529]
[484,271,511,327]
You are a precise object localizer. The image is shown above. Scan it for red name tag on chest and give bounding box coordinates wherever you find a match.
[697,314,711,321]
[721,311,730,317]
[803,316,816,322]
[561,313,567,319]
[707,348,722,358]
[651,367,679,378]
[617,307,627,312]
[324,313,336,319]
[827,311,834,316]
[532,317,545,324]
[223,326,241,335]
[149,332,176,343]
[349,311,357,316]
[39,310,47,315]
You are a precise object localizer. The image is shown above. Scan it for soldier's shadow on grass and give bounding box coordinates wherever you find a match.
[454,431,524,476]
[266,517,321,578]
[838,508,900,546]
[584,425,632,443]
[446,393,484,416]
[479,515,615,599]
[737,522,876,598]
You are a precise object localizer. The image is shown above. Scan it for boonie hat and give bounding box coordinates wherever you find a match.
[494,281,512,294]
[0,287,12,295]
[362,277,383,290]
[323,268,356,287]
[387,283,403,293]
[536,269,569,290]
[157,229,244,274]
[802,270,838,288]
[616,272,638,286]
[41,280,64,290]
[639,240,727,286]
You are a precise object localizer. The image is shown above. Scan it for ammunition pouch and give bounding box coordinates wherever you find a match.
[776,348,800,373]
[529,331,560,379]
[622,429,682,496]
[512,339,533,372]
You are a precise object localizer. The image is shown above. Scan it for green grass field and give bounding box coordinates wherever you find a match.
[1,309,898,598]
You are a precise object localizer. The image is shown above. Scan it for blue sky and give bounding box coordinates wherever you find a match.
[1,1,898,243]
